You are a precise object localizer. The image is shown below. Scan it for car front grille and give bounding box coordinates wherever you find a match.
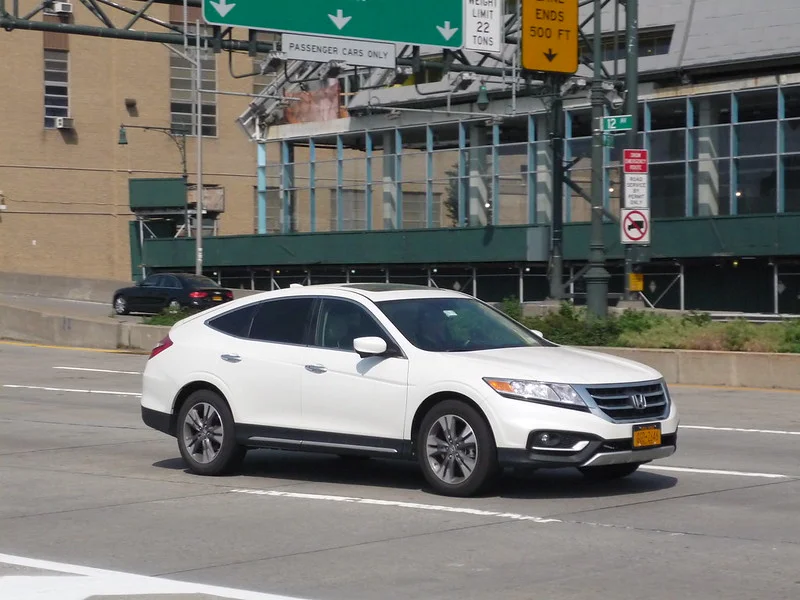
[585,382,669,422]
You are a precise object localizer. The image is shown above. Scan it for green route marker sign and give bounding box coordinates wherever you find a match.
[203,0,464,49]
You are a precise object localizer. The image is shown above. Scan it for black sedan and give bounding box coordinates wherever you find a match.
[113,273,233,315]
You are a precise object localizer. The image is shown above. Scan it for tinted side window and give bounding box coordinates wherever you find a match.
[207,304,258,338]
[148,275,166,287]
[316,298,386,351]
[162,275,180,288]
[249,298,315,344]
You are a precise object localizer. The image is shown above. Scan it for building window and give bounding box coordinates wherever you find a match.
[253,186,282,233]
[169,24,217,137]
[331,189,368,231]
[44,50,69,129]
[581,27,674,63]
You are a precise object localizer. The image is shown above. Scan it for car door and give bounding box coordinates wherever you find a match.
[300,297,410,454]
[129,274,160,312]
[209,296,314,443]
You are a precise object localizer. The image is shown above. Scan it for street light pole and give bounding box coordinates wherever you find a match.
[194,20,204,276]
[585,0,611,317]
[623,0,639,301]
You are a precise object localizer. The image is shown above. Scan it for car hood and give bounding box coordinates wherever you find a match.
[440,345,662,385]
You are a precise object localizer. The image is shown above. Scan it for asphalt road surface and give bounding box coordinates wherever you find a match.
[0,341,798,599]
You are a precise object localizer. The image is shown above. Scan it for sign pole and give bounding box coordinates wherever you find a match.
[585,0,610,318]
[623,0,639,301]
[548,74,565,301]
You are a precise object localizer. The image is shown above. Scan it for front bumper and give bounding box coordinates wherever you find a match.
[497,430,677,468]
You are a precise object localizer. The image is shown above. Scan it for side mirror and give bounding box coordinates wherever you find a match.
[353,336,388,358]
[530,329,544,338]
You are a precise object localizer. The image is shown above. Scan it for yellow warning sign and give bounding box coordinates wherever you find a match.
[629,272,644,293]
[521,0,579,74]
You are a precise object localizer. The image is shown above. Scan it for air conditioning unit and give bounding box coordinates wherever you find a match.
[44,1,73,15]
[55,116,75,129]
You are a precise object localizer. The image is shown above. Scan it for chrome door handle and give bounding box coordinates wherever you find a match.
[305,364,327,374]
[221,353,242,363]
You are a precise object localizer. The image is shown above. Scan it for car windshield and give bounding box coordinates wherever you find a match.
[375,297,546,352]
[183,275,222,288]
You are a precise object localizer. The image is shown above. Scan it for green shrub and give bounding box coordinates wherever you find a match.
[682,310,713,327]
[498,296,523,322]
[524,302,621,347]
[617,309,669,333]
[779,319,800,353]
[143,308,197,327]
[721,318,756,351]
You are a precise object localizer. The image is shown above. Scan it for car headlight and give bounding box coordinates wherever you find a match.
[483,378,588,410]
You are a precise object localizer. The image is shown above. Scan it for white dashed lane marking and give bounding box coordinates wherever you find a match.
[3,384,140,397]
[53,366,141,375]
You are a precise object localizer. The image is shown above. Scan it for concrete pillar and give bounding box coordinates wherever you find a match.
[696,98,722,216]
[469,124,490,226]
[382,131,398,229]
[535,115,553,223]
[280,141,295,233]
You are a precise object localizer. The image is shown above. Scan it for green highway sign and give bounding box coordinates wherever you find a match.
[602,115,633,132]
[204,0,464,49]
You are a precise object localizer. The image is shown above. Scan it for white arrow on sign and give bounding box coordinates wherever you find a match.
[210,0,235,17]
[328,9,352,30]
[436,20,458,41]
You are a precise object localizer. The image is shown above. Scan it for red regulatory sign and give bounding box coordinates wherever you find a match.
[623,149,649,174]
[623,209,649,241]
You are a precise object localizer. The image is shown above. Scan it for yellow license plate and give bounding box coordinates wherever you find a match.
[213,295,222,301]
[633,424,662,448]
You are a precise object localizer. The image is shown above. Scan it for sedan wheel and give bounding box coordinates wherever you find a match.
[417,400,498,497]
[177,390,246,476]
[113,296,128,315]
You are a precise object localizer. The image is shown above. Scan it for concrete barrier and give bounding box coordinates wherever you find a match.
[0,271,129,304]
[591,347,800,391]
[0,303,120,349]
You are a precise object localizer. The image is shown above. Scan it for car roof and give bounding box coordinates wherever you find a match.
[240,283,469,304]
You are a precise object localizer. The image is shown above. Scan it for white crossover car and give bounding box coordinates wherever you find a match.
[141,284,679,497]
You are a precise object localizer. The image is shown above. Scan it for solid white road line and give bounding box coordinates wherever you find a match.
[682,424,800,436]
[0,552,304,600]
[230,489,563,523]
[641,465,792,479]
[54,366,141,375]
[2,384,140,397]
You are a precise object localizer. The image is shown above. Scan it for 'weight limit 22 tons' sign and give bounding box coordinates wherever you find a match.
[521,0,578,74]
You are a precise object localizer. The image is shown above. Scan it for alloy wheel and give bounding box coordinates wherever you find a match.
[426,414,478,485]
[182,402,224,464]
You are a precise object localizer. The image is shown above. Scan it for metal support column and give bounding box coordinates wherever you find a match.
[308,138,317,233]
[458,123,468,227]
[526,115,537,224]
[365,132,373,230]
[194,21,204,275]
[426,126,434,228]
[256,141,267,234]
[774,262,780,314]
[679,263,685,311]
[395,128,403,227]
[336,135,344,231]
[309,138,317,232]
[623,0,639,301]
[549,77,565,300]
[586,0,610,317]
[491,122,500,226]
[280,141,295,234]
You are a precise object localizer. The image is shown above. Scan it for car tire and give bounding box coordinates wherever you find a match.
[417,399,499,497]
[176,389,246,476]
[113,295,128,315]
[578,463,641,481]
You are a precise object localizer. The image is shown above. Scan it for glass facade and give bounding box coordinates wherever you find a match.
[258,84,800,234]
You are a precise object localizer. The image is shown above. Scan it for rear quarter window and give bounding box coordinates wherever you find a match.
[206,304,258,338]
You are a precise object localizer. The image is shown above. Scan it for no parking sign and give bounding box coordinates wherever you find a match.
[621,208,650,245]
